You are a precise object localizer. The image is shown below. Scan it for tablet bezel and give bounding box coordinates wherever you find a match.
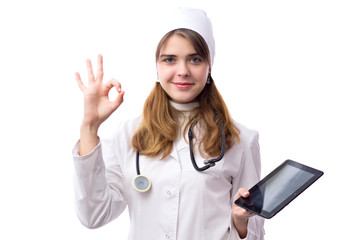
[235,159,323,219]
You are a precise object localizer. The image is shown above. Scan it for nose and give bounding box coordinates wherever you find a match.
[177,61,191,78]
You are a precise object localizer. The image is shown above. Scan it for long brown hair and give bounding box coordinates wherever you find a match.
[132,28,240,159]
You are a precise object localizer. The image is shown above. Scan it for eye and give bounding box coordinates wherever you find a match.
[163,57,174,63]
[190,57,203,63]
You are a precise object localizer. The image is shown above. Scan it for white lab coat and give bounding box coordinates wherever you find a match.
[72,117,265,240]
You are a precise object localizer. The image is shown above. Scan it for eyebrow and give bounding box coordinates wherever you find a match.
[159,54,176,58]
[159,53,200,58]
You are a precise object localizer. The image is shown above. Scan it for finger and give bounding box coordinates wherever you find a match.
[103,78,122,95]
[111,90,125,109]
[232,203,255,221]
[233,188,250,208]
[243,209,255,218]
[75,72,86,92]
[238,207,247,215]
[240,189,250,198]
[96,54,104,82]
[234,188,249,200]
[86,58,95,83]
[238,188,250,197]
[240,209,255,218]
[104,79,124,109]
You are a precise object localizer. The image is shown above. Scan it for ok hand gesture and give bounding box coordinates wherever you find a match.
[75,54,125,131]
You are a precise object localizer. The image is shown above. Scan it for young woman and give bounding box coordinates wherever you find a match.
[73,7,265,240]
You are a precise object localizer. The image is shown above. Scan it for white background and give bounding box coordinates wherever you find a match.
[0,0,359,239]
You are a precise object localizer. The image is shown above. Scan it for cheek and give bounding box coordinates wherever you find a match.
[196,67,210,83]
[157,65,172,80]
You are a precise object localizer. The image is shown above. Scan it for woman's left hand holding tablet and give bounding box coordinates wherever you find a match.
[232,188,255,238]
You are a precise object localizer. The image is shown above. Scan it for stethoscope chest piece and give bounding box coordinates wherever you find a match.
[132,175,151,192]
[133,119,225,192]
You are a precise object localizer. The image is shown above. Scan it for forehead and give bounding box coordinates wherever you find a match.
[159,34,196,54]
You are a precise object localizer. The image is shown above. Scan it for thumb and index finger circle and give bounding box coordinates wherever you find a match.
[104,78,125,106]
[103,78,122,94]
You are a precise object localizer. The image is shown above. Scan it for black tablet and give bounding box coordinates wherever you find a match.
[235,159,323,219]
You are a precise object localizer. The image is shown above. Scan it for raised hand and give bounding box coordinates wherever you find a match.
[75,54,125,155]
[75,54,125,130]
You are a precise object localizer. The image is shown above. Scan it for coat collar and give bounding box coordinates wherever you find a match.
[169,127,189,160]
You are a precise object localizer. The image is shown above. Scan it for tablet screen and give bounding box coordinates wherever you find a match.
[235,160,323,219]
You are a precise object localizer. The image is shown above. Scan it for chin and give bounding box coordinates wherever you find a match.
[169,92,199,103]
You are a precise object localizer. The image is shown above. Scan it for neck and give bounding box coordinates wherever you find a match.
[170,101,200,112]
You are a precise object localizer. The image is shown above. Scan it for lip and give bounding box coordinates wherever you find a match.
[173,82,194,89]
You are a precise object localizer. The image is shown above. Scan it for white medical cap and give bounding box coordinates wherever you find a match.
[157,7,215,68]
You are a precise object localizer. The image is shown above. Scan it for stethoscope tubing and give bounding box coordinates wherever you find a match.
[188,120,225,171]
[133,120,225,192]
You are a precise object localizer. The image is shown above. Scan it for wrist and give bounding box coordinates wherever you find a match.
[79,123,100,156]
[233,216,249,239]
[80,121,100,135]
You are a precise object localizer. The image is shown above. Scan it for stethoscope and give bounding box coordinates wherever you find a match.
[132,120,226,192]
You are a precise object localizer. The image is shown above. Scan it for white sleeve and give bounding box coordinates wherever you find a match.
[72,140,127,229]
[229,131,265,240]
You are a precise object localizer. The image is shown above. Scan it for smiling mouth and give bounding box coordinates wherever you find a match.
[173,82,194,89]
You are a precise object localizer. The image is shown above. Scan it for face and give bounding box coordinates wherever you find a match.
[156,34,210,104]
